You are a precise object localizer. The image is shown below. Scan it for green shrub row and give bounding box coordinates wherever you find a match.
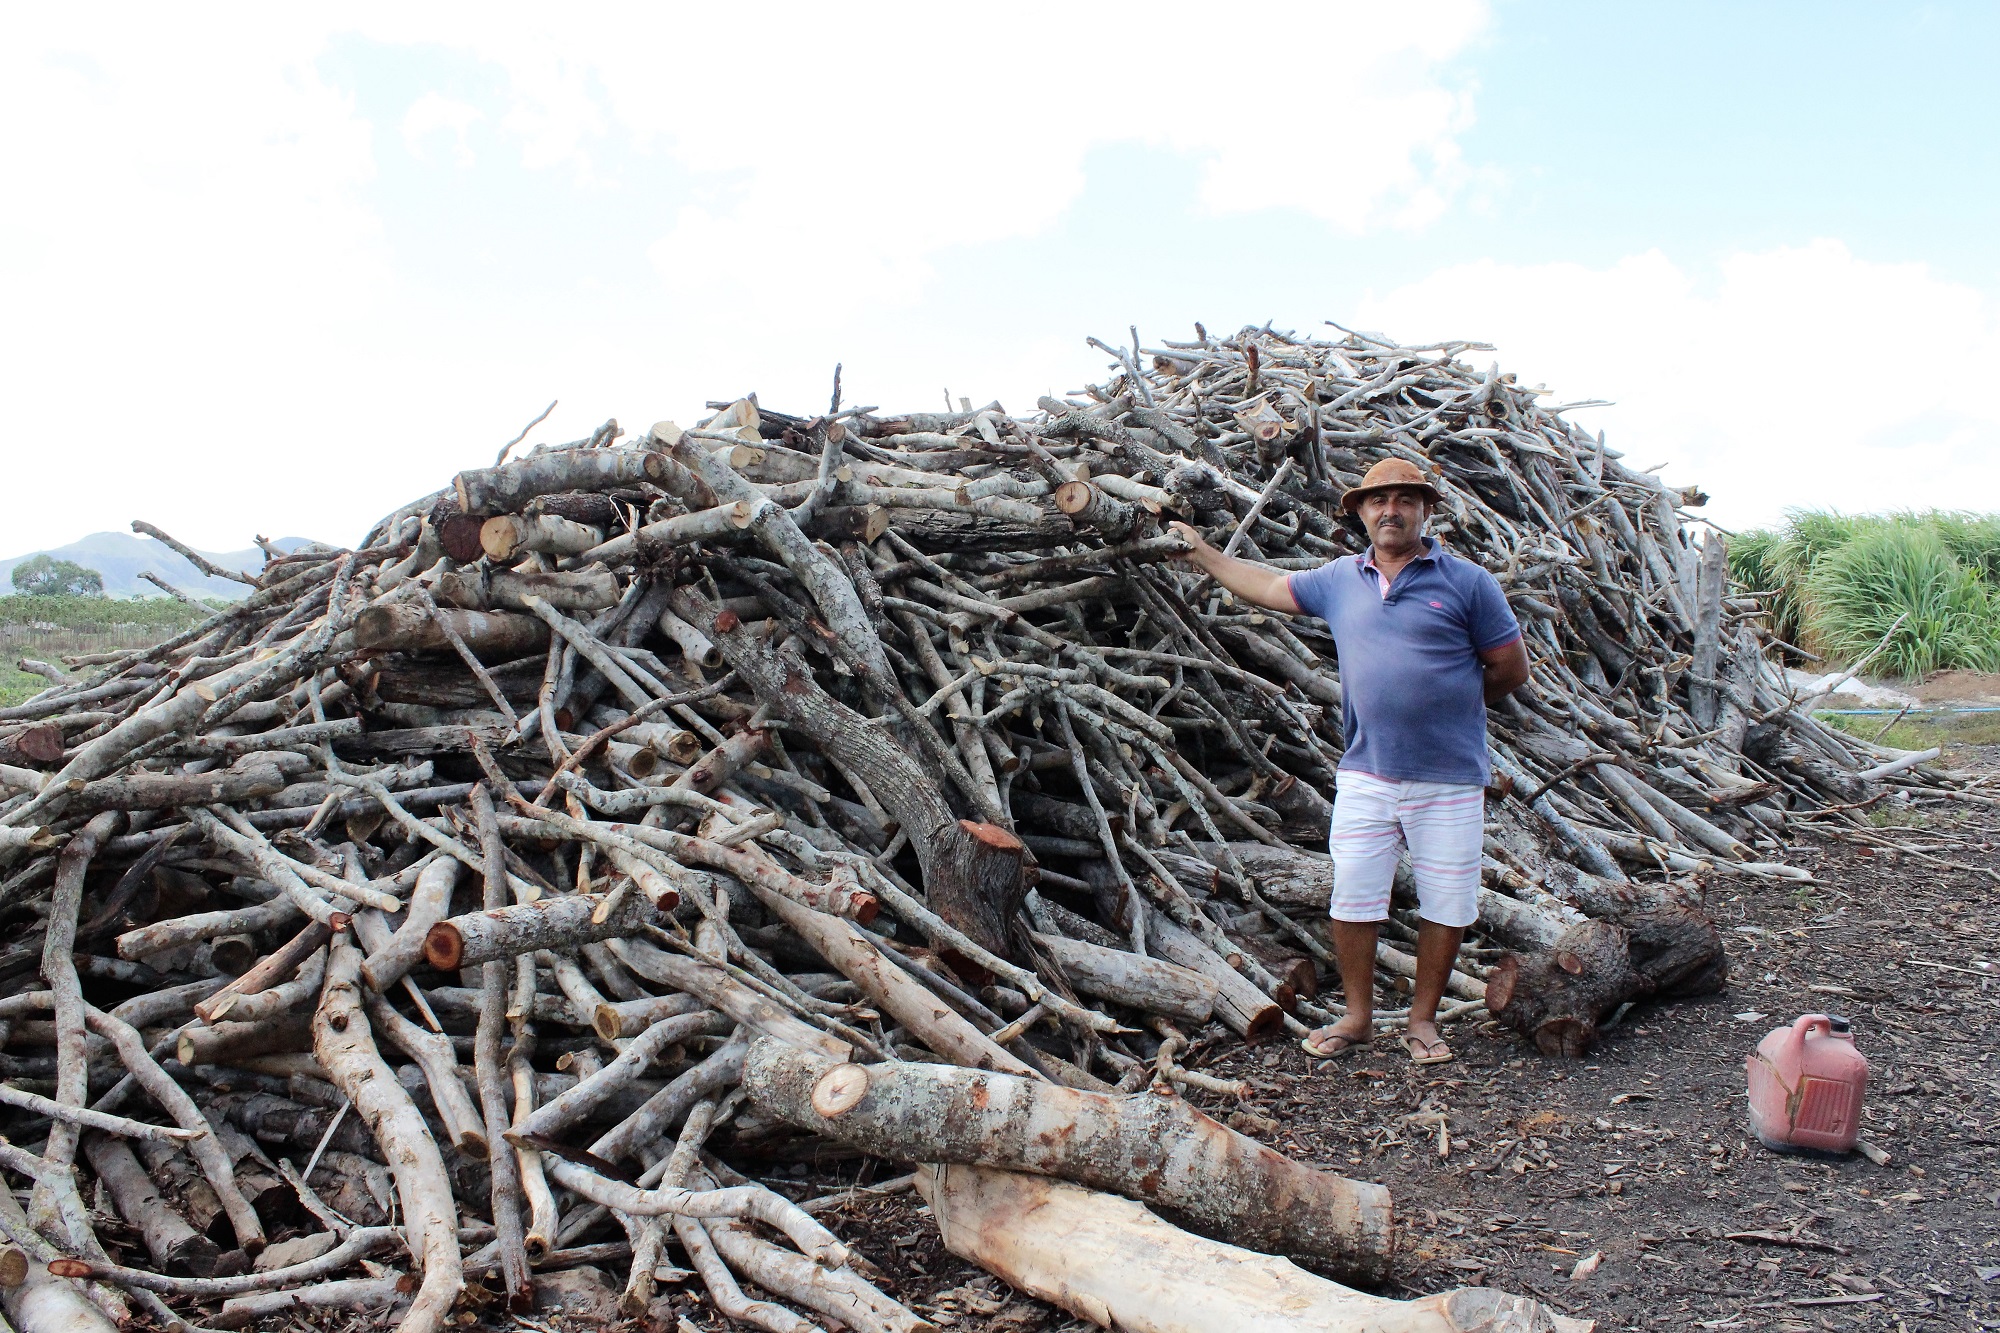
[1728,511,2000,679]
[0,593,227,633]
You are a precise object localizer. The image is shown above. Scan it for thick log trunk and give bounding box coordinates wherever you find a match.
[454,447,673,516]
[333,722,517,762]
[83,1137,221,1277]
[179,1013,314,1066]
[432,565,621,615]
[918,1164,1585,1333]
[0,721,64,767]
[423,894,664,973]
[369,658,544,711]
[583,500,758,563]
[479,512,604,561]
[60,762,284,816]
[1030,932,1217,1024]
[1484,905,1726,1056]
[1145,913,1283,1040]
[743,1038,1392,1278]
[350,604,549,661]
[836,504,1076,553]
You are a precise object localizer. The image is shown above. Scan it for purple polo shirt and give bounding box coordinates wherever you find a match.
[1286,536,1520,786]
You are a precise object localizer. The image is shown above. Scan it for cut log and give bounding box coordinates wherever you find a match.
[423,893,663,973]
[453,447,673,516]
[0,722,64,767]
[583,500,758,563]
[742,1037,1392,1278]
[479,512,605,561]
[432,564,621,615]
[83,1137,221,1277]
[1029,932,1217,1024]
[60,762,285,815]
[918,1164,1587,1333]
[350,604,549,661]
[1484,905,1725,1056]
[1145,913,1283,1040]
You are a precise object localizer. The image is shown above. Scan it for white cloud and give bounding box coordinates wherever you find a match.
[1354,240,2000,527]
[402,92,482,167]
[0,3,1494,555]
[374,3,1490,307]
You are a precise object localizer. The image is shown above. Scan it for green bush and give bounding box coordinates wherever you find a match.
[0,594,222,632]
[1730,509,2000,679]
[1728,527,1800,645]
[1931,511,2000,584]
[1800,524,2000,677]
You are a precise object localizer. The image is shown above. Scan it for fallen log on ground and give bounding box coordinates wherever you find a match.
[918,1163,1589,1333]
[742,1037,1394,1278]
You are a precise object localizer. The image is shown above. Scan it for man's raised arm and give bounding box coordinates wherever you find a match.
[1168,521,1300,614]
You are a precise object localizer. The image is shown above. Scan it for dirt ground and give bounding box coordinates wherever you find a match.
[1912,672,2000,707]
[674,765,2000,1333]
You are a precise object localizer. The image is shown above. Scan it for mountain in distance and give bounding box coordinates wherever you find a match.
[0,531,319,600]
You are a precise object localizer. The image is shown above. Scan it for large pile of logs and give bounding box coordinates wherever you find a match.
[0,323,1945,1330]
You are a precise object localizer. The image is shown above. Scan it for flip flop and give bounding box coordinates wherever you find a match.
[1402,1032,1455,1066]
[1301,1029,1371,1059]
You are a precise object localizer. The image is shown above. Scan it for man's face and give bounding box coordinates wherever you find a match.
[1358,487,1430,555]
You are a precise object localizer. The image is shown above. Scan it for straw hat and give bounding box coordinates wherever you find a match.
[1340,457,1441,514]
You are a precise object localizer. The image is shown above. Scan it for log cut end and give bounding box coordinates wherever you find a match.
[959,820,1024,852]
[422,923,466,973]
[479,515,525,561]
[7,722,62,765]
[810,1063,871,1118]
[438,512,486,563]
[1053,480,1094,515]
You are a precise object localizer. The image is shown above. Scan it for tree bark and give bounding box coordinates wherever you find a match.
[479,512,605,561]
[59,762,285,816]
[82,1137,220,1277]
[601,938,850,1062]
[1482,905,1724,1057]
[360,856,460,992]
[0,722,64,767]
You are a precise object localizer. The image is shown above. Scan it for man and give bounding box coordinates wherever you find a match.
[1170,457,1529,1065]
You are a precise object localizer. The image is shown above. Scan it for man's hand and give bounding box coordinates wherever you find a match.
[1167,521,1300,614]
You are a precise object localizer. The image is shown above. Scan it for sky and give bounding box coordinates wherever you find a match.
[2,2,1995,555]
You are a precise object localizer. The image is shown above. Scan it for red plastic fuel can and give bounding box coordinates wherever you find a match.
[1746,1014,1868,1154]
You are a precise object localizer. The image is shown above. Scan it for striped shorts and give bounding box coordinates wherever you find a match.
[1327,770,1484,929]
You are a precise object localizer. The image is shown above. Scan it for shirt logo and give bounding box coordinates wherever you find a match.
[1429,601,1444,608]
